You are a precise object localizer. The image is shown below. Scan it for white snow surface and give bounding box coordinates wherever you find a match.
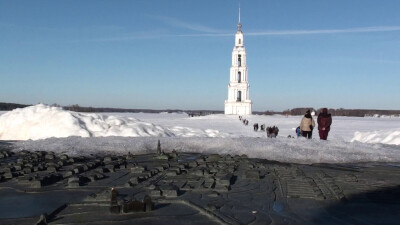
[1,104,400,164]
[352,129,400,145]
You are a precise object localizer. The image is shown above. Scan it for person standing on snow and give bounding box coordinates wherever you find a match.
[317,108,332,140]
[300,110,315,139]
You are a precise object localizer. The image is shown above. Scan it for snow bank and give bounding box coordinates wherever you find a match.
[11,136,400,164]
[0,104,228,140]
[168,126,229,138]
[352,129,400,145]
[0,104,174,140]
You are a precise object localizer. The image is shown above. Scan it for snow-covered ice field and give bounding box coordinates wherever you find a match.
[1,104,399,164]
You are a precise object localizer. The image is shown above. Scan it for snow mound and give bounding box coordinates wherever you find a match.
[169,126,230,138]
[0,104,229,140]
[0,104,174,140]
[352,129,400,145]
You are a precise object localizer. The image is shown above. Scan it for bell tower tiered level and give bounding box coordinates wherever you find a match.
[224,7,252,115]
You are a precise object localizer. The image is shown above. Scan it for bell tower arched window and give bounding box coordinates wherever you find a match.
[237,91,242,102]
[239,39,241,44]
[237,71,241,83]
[238,54,241,66]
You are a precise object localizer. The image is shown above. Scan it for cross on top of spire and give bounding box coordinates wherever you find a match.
[237,4,242,32]
[239,4,241,23]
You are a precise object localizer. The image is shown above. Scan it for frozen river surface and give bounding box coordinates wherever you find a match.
[1,105,399,164]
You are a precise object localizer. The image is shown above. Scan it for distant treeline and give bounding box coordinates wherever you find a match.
[0,102,223,115]
[0,102,30,111]
[281,108,400,117]
[62,104,223,115]
[1,102,399,117]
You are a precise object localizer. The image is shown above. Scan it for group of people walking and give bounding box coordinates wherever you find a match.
[239,116,249,126]
[239,108,332,140]
[240,117,280,138]
[298,108,332,140]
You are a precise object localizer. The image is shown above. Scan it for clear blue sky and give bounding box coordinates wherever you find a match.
[1,0,399,111]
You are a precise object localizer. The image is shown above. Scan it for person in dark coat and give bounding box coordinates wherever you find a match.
[253,123,259,131]
[266,126,279,138]
[317,108,332,140]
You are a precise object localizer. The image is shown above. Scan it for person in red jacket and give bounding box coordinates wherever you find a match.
[317,108,332,140]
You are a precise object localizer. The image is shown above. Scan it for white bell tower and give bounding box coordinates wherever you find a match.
[224,6,252,115]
